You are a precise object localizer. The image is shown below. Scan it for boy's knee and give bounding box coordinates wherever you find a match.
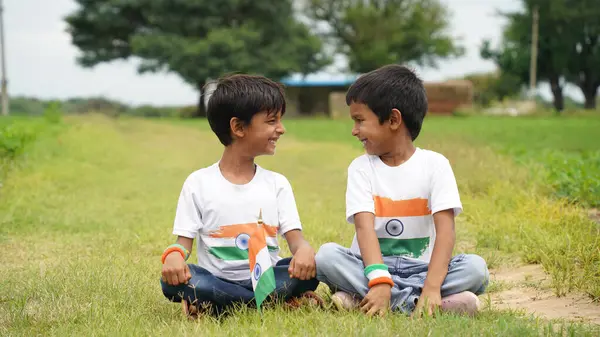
[463,254,489,292]
[160,265,215,302]
[160,278,185,302]
[315,243,344,271]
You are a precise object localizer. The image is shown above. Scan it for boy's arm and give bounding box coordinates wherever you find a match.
[162,236,194,285]
[424,210,455,289]
[162,175,204,286]
[354,212,392,316]
[354,212,384,266]
[284,229,315,280]
[284,229,311,255]
[274,174,315,280]
[412,209,455,317]
[345,159,393,316]
[413,156,462,317]
[174,236,194,253]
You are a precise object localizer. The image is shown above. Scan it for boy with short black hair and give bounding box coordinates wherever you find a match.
[160,74,321,318]
[315,65,489,317]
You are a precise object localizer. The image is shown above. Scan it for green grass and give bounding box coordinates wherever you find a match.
[1,114,599,336]
[426,115,600,208]
[0,114,64,185]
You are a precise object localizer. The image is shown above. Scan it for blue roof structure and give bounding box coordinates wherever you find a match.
[280,73,358,87]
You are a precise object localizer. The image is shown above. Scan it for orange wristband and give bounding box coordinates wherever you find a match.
[161,246,185,264]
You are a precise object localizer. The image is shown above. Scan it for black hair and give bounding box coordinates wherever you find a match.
[346,64,428,141]
[207,74,286,146]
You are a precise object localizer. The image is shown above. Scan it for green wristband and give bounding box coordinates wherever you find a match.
[168,243,190,260]
[364,263,388,277]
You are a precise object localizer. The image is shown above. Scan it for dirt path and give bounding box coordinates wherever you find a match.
[487,264,600,325]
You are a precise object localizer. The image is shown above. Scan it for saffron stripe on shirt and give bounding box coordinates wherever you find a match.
[209,223,278,239]
[374,197,431,217]
[378,237,430,258]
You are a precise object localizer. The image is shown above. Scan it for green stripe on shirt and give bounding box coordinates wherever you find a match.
[209,246,279,261]
[378,237,430,258]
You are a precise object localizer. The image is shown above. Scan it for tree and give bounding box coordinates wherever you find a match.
[481,0,600,111]
[560,0,600,109]
[65,0,329,116]
[481,9,567,111]
[304,0,463,74]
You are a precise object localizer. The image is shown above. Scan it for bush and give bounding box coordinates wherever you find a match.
[0,106,63,162]
[0,120,38,159]
[128,105,180,118]
[544,151,600,208]
[43,101,64,124]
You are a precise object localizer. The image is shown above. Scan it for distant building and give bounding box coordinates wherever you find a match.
[280,75,473,118]
[280,75,357,118]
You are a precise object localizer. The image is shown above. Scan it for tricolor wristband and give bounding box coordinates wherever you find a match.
[364,263,394,288]
[161,244,190,264]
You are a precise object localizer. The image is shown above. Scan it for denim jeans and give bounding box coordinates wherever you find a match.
[161,257,319,314]
[315,243,489,314]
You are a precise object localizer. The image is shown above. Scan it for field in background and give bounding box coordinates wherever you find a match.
[0,114,599,336]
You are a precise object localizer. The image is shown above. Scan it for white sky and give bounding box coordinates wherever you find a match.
[2,0,583,106]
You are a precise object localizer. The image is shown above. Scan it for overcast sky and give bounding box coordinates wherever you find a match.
[3,0,579,106]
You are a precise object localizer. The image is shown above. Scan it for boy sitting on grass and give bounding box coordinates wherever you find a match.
[315,65,489,317]
[160,74,322,318]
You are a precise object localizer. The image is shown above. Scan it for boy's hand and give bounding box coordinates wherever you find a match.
[360,284,391,317]
[411,285,442,318]
[161,252,191,286]
[288,243,316,280]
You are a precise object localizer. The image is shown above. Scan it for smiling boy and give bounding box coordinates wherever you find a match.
[160,74,321,317]
[315,65,489,317]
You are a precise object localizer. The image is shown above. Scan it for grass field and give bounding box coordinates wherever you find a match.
[1,114,599,336]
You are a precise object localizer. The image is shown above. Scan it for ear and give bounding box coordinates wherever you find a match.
[230,117,246,139]
[389,108,402,130]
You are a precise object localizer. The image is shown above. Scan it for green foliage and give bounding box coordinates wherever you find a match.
[0,115,66,185]
[0,120,37,159]
[543,151,600,208]
[9,97,47,116]
[9,96,197,119]
[423,115,600,207]
[305,0,463,73]
[481,0,600,110]
[462,72,524,107]
[65,0,330,115]
[43,101,63,124]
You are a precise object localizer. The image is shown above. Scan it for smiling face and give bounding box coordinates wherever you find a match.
[350,102,395,156]
[241,110,285,156]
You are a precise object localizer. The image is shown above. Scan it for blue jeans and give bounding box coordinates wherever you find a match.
[161,257,319,314]
[315,243,489,314]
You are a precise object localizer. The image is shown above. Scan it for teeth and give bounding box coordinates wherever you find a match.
[269,140,276,145]
[361,140,367,146]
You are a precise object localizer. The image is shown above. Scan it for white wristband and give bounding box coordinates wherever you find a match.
[366,269,392,282]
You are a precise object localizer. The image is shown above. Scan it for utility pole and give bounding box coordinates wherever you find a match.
[0,0,8,116]
[529,5,539,101]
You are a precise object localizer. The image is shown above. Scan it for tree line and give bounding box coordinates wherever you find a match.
[481,0,600,111]
[65,0,599,115]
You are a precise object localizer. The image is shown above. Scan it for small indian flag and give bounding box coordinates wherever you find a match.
[248,209,276,310]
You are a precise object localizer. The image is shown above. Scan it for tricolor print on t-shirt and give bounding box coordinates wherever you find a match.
[374,196,432,258]
[206,223,280,261]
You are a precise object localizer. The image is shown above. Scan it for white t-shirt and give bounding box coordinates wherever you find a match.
[346,148,462,262]
[172,162,302,281]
